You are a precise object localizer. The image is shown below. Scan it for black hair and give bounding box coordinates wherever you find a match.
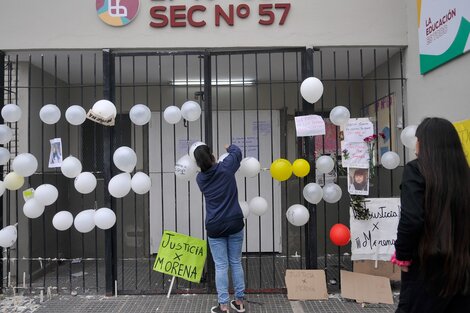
[193,145,215,172]
[353,168,367,177]
[415,117,470,297]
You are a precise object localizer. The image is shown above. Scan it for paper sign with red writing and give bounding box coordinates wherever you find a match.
[294,115,325,137]
[341,141,369,169]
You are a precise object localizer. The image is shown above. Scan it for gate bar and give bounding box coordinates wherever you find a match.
[301,48,318,269]
[103,49,117,296]
[0,50,4,294]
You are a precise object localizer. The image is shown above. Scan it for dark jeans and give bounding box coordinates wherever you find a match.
[396,265,470,313]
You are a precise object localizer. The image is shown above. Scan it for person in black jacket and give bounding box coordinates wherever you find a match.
[393,117,470,312]
[194,144,246,313]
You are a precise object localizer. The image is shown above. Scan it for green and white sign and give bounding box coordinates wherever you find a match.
[417,0,470,74]
[153,231,207,283]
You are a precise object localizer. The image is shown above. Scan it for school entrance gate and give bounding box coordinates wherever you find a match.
[1,47,405,295]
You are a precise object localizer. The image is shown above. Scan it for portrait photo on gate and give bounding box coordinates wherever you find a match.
[347,167,369,196]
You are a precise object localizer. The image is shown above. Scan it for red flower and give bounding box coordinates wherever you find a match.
[379,132,385,139]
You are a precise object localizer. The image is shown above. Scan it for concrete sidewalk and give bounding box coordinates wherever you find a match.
[1,293,398,313]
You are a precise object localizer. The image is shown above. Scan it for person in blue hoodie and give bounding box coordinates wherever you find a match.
[194,144,246,313]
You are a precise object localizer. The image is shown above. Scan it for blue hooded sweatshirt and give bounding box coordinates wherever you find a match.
[196,145,244,238]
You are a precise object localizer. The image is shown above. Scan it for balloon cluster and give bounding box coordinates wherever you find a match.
[108,146,151,198]
[270,158,310,181]
[40,100,152,127]
[163,101,202,124]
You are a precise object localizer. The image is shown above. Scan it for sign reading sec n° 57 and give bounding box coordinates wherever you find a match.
[149,3,291,28]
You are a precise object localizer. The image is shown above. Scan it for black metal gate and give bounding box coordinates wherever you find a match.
[1,47,406,295]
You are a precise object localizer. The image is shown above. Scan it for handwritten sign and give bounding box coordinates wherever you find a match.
[232,136,258,158]
[454,119,470,166]
[350,198,400,261]
[252,121,271,136]
[343,118,374,143]
[294,115,326,137]
[285,270,328,300]
[341,141,369,169]
[153,231,207,283]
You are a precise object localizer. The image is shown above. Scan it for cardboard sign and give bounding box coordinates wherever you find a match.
[294,115,326,137]
[350,198,400,261]
[454,119,470,166]
[153,231,207,283]
[353,260,401,281]
[341,270,393,304]
[285,270,328,300]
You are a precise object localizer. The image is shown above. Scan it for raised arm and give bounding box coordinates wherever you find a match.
[220,144,242,173]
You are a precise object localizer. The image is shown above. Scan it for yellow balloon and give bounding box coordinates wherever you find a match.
[270,158,292,181]
[4,172,25,191]
[292,159,310,178]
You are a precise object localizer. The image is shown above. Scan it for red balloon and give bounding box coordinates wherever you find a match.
[329,223,351,246]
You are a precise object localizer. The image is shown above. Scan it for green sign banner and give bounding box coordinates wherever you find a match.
[153,231,207,283]
[417,0,470,74]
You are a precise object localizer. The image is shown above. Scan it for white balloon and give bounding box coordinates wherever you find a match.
[34,184,59,206]
[94,207,116,230]
[61,156,82,178]
[239,157,261,178]
[249,196,269,216]
[74,209,96,233]
[92,99,116,118]
[130,104,151,126]
[286,204,310,226]
[189,141,206,161]
[175,154,198,180]
[0,181,5,197]
[303,183,323,204]
[4,172,24,190]
[163,106,182,124]
[300,77,324,103]
[0,225,17,248]
[181,100,202,122]
[23,198,45,219]
[218,153,229,162]
[74,172,97,194]
[2,103,22,123]
[65,105,87,125]
[0,124,13,145]
[131,172,151,194]
[329,106,350,126]
[0,147,10,165]
[12,153,38,177]
[316,155,335,174]
[39,104,61,124]
[400,125,418,149]
[322,183,342,203]
[113,146,137,173]
[381,151,400,170]
[108,173,132,198]
[52,211,74,231]
[239,201,250,218]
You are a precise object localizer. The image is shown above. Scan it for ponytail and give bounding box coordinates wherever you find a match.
[194,145,215,172]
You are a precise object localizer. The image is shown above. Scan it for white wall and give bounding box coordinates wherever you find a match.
[0,1,406,50]
[405,1,470,125]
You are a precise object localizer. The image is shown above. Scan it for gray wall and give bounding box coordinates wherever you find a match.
[0,1,407,50]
